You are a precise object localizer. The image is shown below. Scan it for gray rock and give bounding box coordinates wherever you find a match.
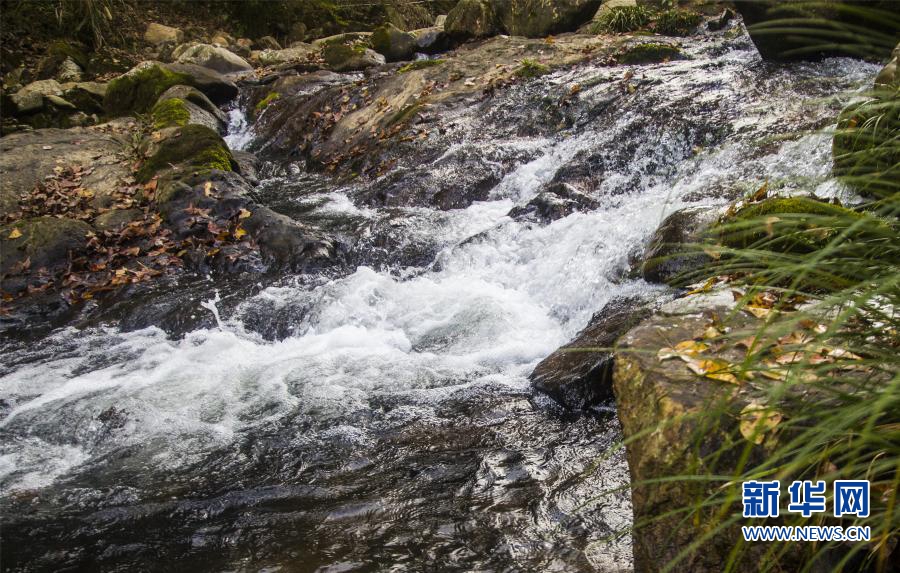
[254,45,318,67]
[45,94,77,110]
[174,44,253,74]
[445,0,501,39]
[322,44,386,72]
[94,208,142,231]
[371,23,418,62]
[412,27,449,53]
[144,23,184,45]
[56,57,83,83]
[10,90,44,114]
[0,216,92,280]
[156,84,227,132]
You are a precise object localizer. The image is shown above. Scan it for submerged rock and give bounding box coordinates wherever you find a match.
[507,182,600,223]
[531,296,652,409]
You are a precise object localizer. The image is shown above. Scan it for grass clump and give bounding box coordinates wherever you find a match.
[398,59,445,74]
[592,6,652,34]
[151,98,190,129]
[655,9,702,36]
[515,58,550,79]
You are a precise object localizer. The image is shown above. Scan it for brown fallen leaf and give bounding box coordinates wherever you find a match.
[740,400,782,444]
[685,358,740,384]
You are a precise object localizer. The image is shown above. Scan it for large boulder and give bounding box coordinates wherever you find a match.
[254,44,318,67]
[136,124,237,183]
[144,23,184,45]
[531,295,652,409]
[412,27,450,53]
[173,43,253,75]
[734,1,897,62]
[152,85,227,133]
[0,127,130,218]
[445,0,502,39]
[496,0,603,37]
[321,44,386,72]
[641,206,718,285]
[371,23,418,62]
[104,62,238,116]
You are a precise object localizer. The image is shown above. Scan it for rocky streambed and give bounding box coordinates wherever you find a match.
[0,5,890,572]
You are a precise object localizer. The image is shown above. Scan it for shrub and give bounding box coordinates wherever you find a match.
[592,6,652,34]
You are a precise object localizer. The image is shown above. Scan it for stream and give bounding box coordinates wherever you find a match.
[0,25,878,572]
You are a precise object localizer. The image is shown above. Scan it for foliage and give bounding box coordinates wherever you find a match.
[104,64,192,117]
[151,98,190,129]
[398,59,445,74]
[655,9,702,37]
[54,0,124,49]
[833,88,900,199]
[254,92,281,114]
[515,58,550,79]
[637,88,900,572]
[591,6,652,34]
[618,42,682,65]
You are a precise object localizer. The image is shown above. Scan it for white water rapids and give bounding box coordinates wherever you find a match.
[0,26,879,572]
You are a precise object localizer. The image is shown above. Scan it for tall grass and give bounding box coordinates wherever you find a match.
[623,5,899,571]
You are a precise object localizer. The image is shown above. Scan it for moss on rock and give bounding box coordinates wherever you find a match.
[104,64,192,117]
[254,91,281,114]
[398,59,444,73]
[618,42,683,64]
[137,124,235,182]
[151,98,190,129]
[514,58,550,78]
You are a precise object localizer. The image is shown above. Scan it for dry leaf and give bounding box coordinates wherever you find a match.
[685,358,740,384]
[740,400,782,444]
[238,208,252,219]
[675,339,709,356]
[744,306,772,319]
[7,228,23,239]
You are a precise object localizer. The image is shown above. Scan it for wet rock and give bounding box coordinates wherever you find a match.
[532,296,653,410]
[0,216,92,285]
[322,44,386,72]
[641,206,718,285]
[0,127,130,218]
[60,81,107,114]
[93,208,142,232]
[507,182,600,223]
[173,43,253,75]
[256,36,282,51]
[618,42,684,64]
[164,63,240,105]
[371,23,418,62]
[734,1,897,62]
[144,23,184,45]
[613,297,782,572]
[232,151,261,185]
[445,0,501,39]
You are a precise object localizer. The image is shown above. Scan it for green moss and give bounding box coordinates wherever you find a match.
[398,59,445,74]
[719,197,864,250]
[618,43,683,64]
[151,98,190,129]
[104,64,192,117]
[515,59,550,79]
[387,102,421,127]
[137,124,235,182]
[655,9,702,36]
[48,40,90,69]
[255,91,281,113]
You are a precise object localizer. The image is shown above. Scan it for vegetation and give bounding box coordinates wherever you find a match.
[398,59,445,74]
[618,42,682,65]
[655,9,702,37]
[254,91,281,114]
[104,64,191,116]
[634,31,900,572]
[151,98,190,129]
[515,58,550,79]
[591,6,652,34]
[137,124,234,182]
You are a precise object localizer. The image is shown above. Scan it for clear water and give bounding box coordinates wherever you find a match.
[0,26,877,572]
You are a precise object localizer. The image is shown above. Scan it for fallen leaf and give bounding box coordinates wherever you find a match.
[7,228,23,239]
[744,306,773,319]
[685,358,740,384]
[238,208,252,219]
[740,400,782,444]
[233,226,247,239]
[675,339,709,356]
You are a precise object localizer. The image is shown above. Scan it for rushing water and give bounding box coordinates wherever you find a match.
[0,25,877,572]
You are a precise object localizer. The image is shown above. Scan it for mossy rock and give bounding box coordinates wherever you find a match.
[718,197,864,251]
[371,23,417,62]
[49,40,90,70]
[151,98,190,129]
[104,64,192,117]
[137,124,236,183]
[618,42,684,64]
[0,216,92,277]
[398,59,444,73]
